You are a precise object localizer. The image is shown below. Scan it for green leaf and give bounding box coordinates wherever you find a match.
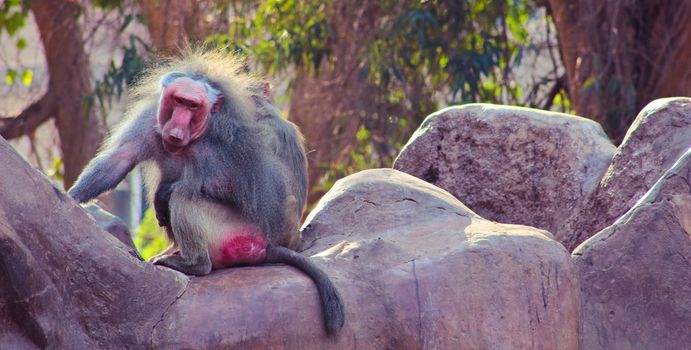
[582,77,599,92]
[93,0,123,10]
[119,14,133,33]
[6,11,27,37]
[134,208,170,260]
[356,125,370,142]
[16,37,27,50]
[5,69,17,85]
[21,69,32,86]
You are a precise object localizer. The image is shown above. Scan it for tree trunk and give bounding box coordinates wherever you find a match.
[31,0,105,189]
[548,0,691,143]
[289,0,385,203]
[137,0,221,53]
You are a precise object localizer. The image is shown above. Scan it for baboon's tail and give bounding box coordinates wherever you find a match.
[265,244,345,335]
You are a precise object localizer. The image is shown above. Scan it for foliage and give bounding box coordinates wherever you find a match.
[88,34,150,119]
[44,156,64,183]
[252,0,331,73]
[311,125,380,201]
[213,0,562,198]
[3,0,569,229]
[0,0,32,87]
[0,0,29,37]
[368,0,540,107]
[83,1,151,120]
[204,0,331,76]
[93,0,126,10]
[217,0,554,107]
[133,208,168,260]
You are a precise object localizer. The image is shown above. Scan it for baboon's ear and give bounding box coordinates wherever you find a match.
[262,81,273,101]
[211,94,224,113]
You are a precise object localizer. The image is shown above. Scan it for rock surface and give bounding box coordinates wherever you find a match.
[0,138,186,349]
[153,169,580,349]
[573,148,691,350]
[82,202,136,250]
[0,135,580,349]
[564,97,691,249]
[393,104,615,245]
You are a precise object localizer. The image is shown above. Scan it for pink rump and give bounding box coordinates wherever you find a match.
[218,233,267,267]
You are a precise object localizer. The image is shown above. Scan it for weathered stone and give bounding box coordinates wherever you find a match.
[0,135,581,349]
[564,97,691,250]
[393,104,615,246]
[573,148,691,350]
[82,202,136,250]
[0,137,186,349]
[154,169,581,349]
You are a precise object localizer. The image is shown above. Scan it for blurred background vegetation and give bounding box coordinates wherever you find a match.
[2,0,690,258]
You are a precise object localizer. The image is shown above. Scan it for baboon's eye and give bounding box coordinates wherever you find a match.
[174,97,184,104]
[189,103,199,111]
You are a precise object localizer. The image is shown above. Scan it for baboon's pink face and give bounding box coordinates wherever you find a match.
[158,76,222,154]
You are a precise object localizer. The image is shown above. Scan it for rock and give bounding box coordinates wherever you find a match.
[82,202,136,250]
[0,137,186,349]
[0,133,580,349]
[564,97,691,250]
[393,104,615,246]
[154,169,581,349]
[573,148,691,350]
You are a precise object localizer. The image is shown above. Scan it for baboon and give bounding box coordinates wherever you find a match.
[68,50,344,334]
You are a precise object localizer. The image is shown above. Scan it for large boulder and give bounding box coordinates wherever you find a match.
[154,169,581,349]
[564,97,691,249]
[0,138,186,349]
[393,104,615,245]
[0,134,581,349]
[310,169,581,348]
[573,148,691,350]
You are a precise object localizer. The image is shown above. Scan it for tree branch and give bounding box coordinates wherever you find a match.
[541,74,566,110]
[0,92,57,140]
